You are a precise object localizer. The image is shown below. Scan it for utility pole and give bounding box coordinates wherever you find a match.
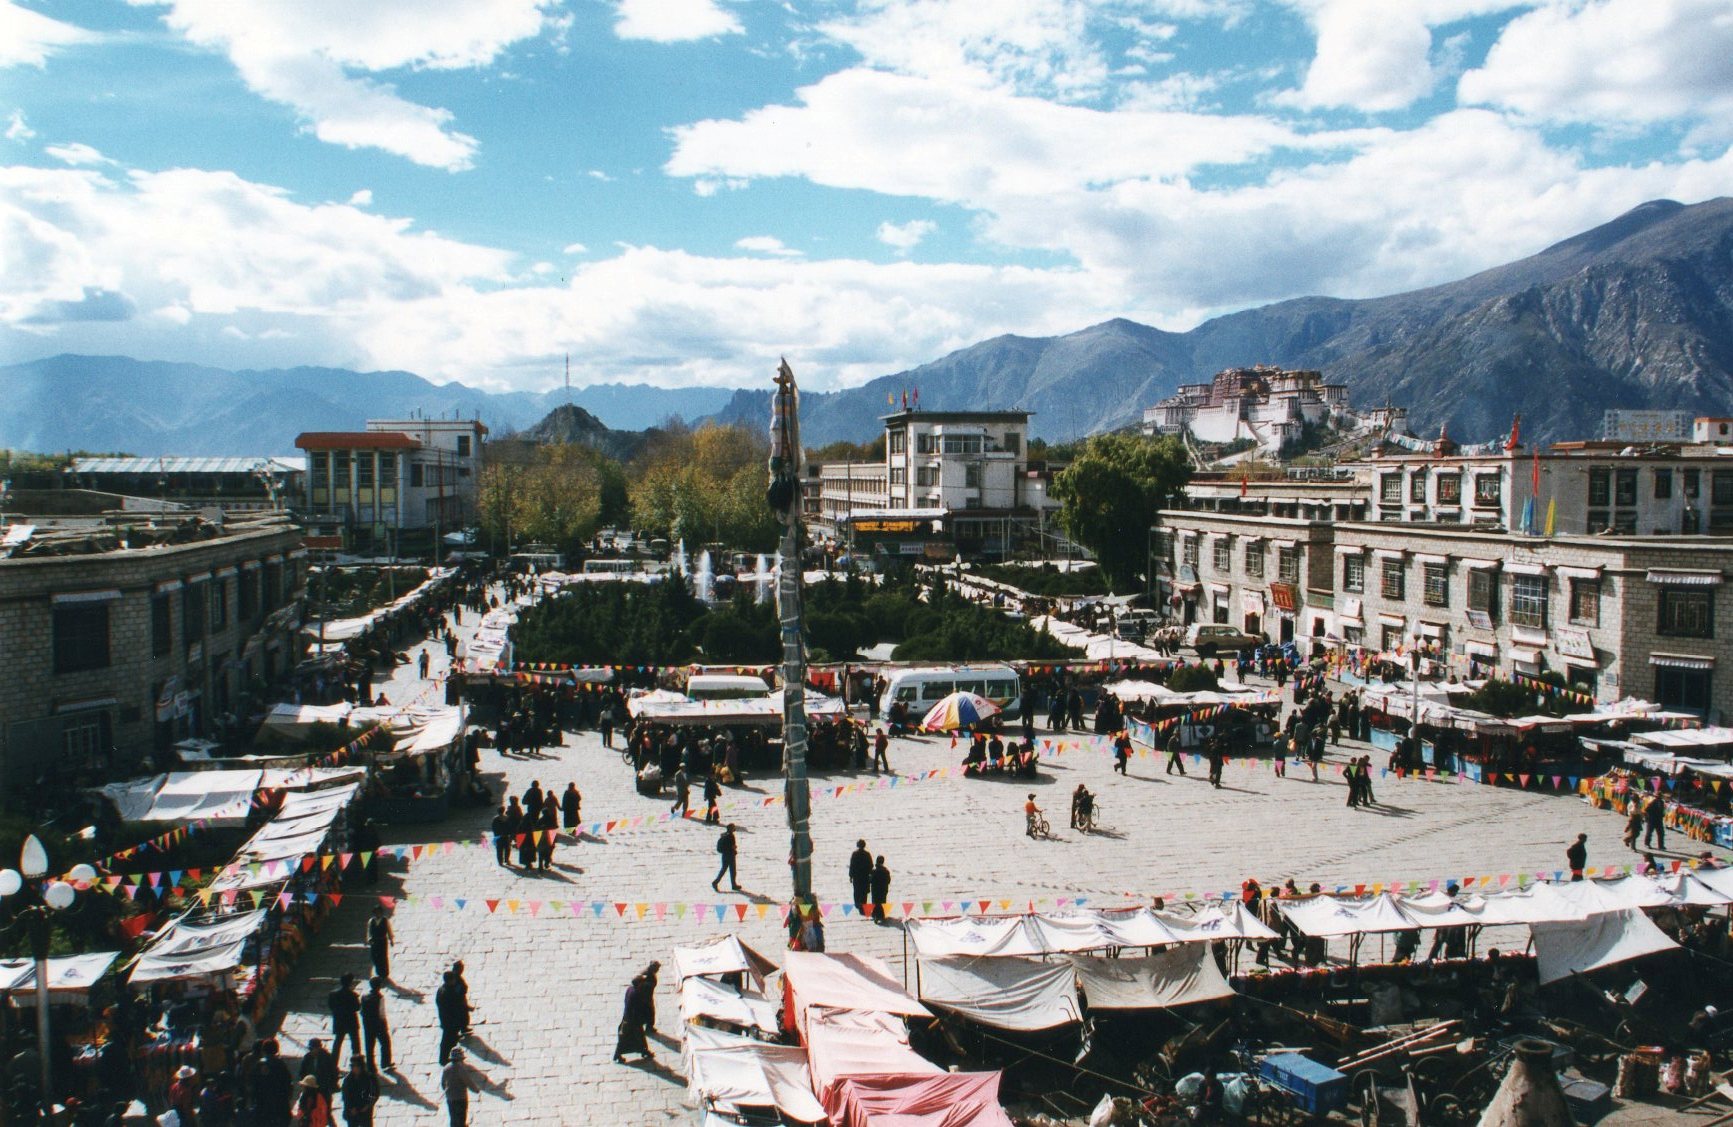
[767,359,814,926]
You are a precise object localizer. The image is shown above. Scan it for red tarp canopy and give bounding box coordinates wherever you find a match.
[829,1071,1014,1127]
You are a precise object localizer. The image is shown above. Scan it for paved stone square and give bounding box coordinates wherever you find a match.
[267,617,1713,1123]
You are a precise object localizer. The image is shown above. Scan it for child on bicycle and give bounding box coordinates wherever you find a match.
[1025,794,1044,838]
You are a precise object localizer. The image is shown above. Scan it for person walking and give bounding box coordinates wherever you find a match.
[490,806,512,867]
[291,1074,332,1127]
[1566,833,1588,881]
[299,1039,337,1097]
[248,1040,293,1127]
[872,728,890,773]
[361,977,392,1072]
[435,972,465,1066]
[1623,803,1644,850]
[338,1057,377,1127]
[672,766,691,817]
[869,855,891,923]
[1113,731,1131,775]
[702,771,722,825]
[641,961,662,1034]
[1206,739,1225,789]
[848,840,872,915]
[561,783,582,833]
[441,1047,477,1127]
[327,974,362,1071]
[417,650,430,679]
[1165,731,1186,776]
[1644,794,1667,849]
[1345,758,1362,807]
[711,823,740,891]
[1359,756,1378,806]
[365,907,393,981]
[612,975,656,1064]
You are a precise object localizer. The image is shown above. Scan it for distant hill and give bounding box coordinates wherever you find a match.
[0,356,732,455]
[708,197,1733,445]
[510,403,648,462]
[7,197,1732,453]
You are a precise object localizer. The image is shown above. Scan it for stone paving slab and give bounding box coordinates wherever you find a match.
[266,605,1718,1123]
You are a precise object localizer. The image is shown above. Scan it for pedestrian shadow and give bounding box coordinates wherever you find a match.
[464,1033,512,1067]
[1361,803,1418,818]
[385,980,426,1001]
[380,1072,438,1109]
[1080,826,1128,840]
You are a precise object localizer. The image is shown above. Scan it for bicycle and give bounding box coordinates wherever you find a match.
[1077,800,1099,833]
[1026,812,1051,839]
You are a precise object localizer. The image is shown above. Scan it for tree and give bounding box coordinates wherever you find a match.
[629,422,779,550]
[478,444,620,559]
[1052,433,1191,589]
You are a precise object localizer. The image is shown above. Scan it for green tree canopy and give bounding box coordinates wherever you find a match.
[1051,433,1191,589]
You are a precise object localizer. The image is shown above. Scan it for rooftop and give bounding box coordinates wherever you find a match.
[880,409,1032,424]
[0,512,299,562]
[69,456,305,475]
[294,432,422,450]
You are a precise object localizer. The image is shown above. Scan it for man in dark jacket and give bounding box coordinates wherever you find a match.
[248,1040,293,1127]
[328,973,362,1070]
[848,840,872,914]
[1566,833,1588,880]
[711,824,739,891]
[339,1056,377,1126]
[612,975,656,1064]
[436,972,465,1065]
[870,856,892,923]
[361,977,392,1072]
[298,1037,338,1097]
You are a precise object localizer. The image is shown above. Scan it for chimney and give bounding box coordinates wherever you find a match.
[1476,1040,1571,1127]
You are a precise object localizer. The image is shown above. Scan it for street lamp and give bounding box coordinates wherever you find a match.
[0,836,93,1115]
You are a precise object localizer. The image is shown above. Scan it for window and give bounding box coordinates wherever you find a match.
[1612,511,1637,534]
[889,467,906,485]
[1002,433,1020,455]
[379,452,396,489]
[209,578,228,632]
[1278,547,1300,584]
[1381,625,1403,651]
[943,434,984,455]
[1342,554,1364,593]
[1654,468,1673,500]
[915,467,937,487]
[1381,558,1405,599]
[1245,542,1265,579]
[888,429,906,455]
[238,569,258,620]
[1379,474,1401,504]
[356,452,374,489]
[1615,469,1637,506]
[409,462,424,487]
[1409,472,1427,503]
[1588,468,1610,506]
[309,451,328,489]
[332,450,350,488]
[53,603,110,673]
[915,434,934,454]
[1658,588,1714,638]
[1182,537,1198,568]
[1587,510,1610,533]
[1510,574,1549,628]
[1715,470,1733,506]
[1474,474,1501,505]
[1422,562,1449,607]
[1685,469,1701,498]
[456,435,471,457]
[1569,579,1601,626]
[151,593,172,656]
[263,562,282,611]
[964,464,982,489]
[183,583,206,640]
[61,710,111,769]
[1213,538,1232,572]
[1436,475,1461,504]
[1655,666,1712,714]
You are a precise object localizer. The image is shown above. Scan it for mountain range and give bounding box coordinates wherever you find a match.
[3,196,1730,454]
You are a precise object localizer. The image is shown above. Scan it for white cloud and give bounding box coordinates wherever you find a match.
[668,68,1312,204]
[876,219,935,251]
[1459,0,1733,144]
[562,242,588,255]
[0,1,91,68]
[44,142,115,167]
[691,176,748,197]
[348,188,373,206]
[130,0,561,169]
[734,235,802,257]
[613,0,741,43]
[4,110,33,142]
[1279,0,1434,111]
[587,169,614,181]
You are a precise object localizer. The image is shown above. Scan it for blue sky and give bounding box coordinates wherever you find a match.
[3,0,1731,393]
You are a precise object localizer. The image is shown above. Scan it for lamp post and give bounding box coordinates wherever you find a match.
[0,836,94,1115]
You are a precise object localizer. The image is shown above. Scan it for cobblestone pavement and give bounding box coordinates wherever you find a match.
[268,605,1721,1123]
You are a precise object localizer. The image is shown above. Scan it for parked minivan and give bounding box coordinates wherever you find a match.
[877,664,1022,719]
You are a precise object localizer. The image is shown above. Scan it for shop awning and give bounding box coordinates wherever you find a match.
[674,935,778,983]
[1505,561,1548,576]
[1532,909,1679,985]
[1646,570,1722,587]
[1650,653,1715,670]
[1511,647,1543,664]
[827,1072,1013,1127]
[1378,613,1406,627]
[0,952,118,999]
[683,1025,828,1125]
[1556,566,1602,580]
[1465,641,1497,657]
[1279,892,1419,936]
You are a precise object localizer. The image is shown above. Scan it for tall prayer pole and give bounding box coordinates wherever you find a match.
[767,359,814,910]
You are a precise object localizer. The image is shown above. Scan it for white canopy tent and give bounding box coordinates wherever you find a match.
[96,770,263,826]
[673,934,778,985]
[682,1025,827,1125]
[0,952,119,1002]
[1279,893,1420,937]
[680,975,782,1039]
[1070,944,1234,1010]
[916,956,1082,1031]
[1531,909,1680,985]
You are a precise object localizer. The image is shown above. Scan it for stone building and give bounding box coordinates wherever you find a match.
[1141,365,1402,454]
[296,417,487,552]
[0,513,306,794]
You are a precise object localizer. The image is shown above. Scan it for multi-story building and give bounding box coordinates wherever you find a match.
[295,417,487,552]
[808,409,1056,560]
[1152,512,1335,645]
[64,456,304,514]
[1360,442,1733,536]
[0,512,306,794]
[1141,365,1405,454]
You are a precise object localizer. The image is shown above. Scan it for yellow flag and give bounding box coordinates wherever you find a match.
[1544,497,1556,537]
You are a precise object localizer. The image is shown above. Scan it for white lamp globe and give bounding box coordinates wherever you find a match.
[0,870,20,897]
[67,864,98,886]
[20,835,48,879]
[43,881,75,911]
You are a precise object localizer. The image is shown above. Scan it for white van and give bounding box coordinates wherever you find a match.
[877,664,1022,719]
